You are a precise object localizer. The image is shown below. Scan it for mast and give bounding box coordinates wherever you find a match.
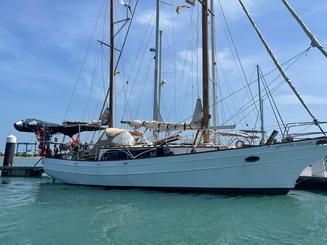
[158,30,163,110]
[202,0,210,143]
[153,0,161,122]
[108,0,115,127]
[281,0,327,58]
[238,0,325,135]
[257,65,265,144]
[210,0,218,144]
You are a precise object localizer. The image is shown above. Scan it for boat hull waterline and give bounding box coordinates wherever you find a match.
[42,138,327,194]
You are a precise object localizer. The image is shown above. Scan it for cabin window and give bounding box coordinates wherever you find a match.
[101,150,130,161]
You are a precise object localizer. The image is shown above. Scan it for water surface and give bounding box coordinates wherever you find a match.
[0,159,327,244]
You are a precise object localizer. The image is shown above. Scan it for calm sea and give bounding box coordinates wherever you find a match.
[0,158,327,245]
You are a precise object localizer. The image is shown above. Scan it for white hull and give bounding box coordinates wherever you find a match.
[42,138,327,194]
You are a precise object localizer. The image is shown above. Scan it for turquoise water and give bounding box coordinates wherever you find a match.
[1,159,327,244]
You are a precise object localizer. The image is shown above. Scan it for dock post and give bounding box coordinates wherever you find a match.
[2,135,17,176]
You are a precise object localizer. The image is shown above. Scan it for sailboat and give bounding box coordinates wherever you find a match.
[19,0,327,194]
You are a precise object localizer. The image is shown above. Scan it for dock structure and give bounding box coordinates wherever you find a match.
[296,176,327,190]
[0,166,44,177]
[295,166,327,190]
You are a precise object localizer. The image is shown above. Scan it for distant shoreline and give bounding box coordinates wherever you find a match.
[0,156,41,159]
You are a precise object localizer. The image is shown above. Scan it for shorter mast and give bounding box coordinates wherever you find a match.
[281,0,327,58]
[202,0,210,143]
[257,65,264,144]
[158,30,163,110]
[238,0,325,135]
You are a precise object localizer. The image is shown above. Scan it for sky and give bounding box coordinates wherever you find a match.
[1,0,327,150]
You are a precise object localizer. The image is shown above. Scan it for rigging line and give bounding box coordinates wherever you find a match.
[171,3,178,122]
[190,9,195,115]
[121,80,128,120]
[217,76,283,125]
[175,45,311,124]
[122,10,156,119]
[238,0,325,135]
[63,0,106,121]
[212,47,312,108]
[101,45,108,96]
[227,79,286,129]
[196,3,200,98]
[128,22,156,120]
[260,71,285,136]
[99,0,139,119]
[249,67,260,132]
[175,2,197,115]
[114,0,139,73]
[125,29,155,119]
[260,67,287,134]
[233,50,310,136]
[134,53,153,119]
[220,58,253,127]
[218,0,259,115]
[100,1,109,98]
[217,74,227,124]
[176,7,197,119]
[127,14,154,82]
[222,69,247,127]
[179,6,197,119]
[226,67,291,126]
[216,48,305,126]
[82,44,102,120]
[162,30,177,120]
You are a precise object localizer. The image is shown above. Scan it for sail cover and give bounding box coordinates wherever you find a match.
[121,120,202,131]
[121,98,203,131]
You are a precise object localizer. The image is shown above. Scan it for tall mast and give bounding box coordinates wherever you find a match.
[210,0,218,143]
[281,0,327,58]
[238,0,325,135]
[257,65,265,144]
[202,0,210,143]
[153,0,161,122]
[108,0,115,127]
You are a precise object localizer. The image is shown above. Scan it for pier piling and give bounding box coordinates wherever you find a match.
[2,135,17,176]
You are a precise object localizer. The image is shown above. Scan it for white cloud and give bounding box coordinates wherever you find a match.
[136,9,174,29]
[277,94,327,105]
[216,0,262,21]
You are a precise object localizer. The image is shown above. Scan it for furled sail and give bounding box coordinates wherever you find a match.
[121,120,202,131]
[121,98,203,131]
